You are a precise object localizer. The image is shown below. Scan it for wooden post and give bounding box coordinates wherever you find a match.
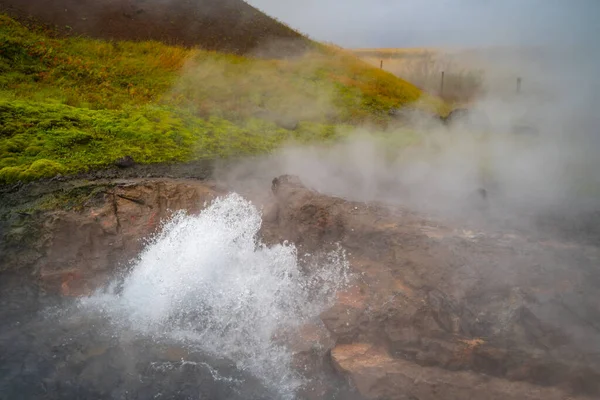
[440,71,445,97]
[380,60,383,69]
[517,77,522,94]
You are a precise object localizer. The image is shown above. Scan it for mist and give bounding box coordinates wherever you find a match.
[246,0,600,49]
[206,0,600,242]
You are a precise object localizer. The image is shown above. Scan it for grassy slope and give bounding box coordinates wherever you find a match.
[352,48,484,104]
[0,0,310,53]
[0,15,442,184]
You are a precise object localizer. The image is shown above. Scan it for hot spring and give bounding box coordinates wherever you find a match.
[0,193,353,400]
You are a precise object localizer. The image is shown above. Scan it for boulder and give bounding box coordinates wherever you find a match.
[1,179,222,293]
[114,156,135,168]
[332,343,596,400]
[265,174,600,399]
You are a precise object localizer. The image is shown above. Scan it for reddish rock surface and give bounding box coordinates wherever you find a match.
[331,343,595,400]
[2,175,600,399]
[265,175,600,399]
[1,179,222,295]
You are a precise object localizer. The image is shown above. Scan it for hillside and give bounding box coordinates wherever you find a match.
[353,48,485,103]
[0,13,441,185]
[0,0,309,55]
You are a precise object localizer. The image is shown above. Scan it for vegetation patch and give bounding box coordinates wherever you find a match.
[353,48,484,104]
[0,99,357,184]
[0,14,445,184]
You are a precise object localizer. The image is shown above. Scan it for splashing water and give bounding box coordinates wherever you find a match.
[79,193,350,398]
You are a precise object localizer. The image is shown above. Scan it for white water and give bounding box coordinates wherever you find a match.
[79,193,350,398]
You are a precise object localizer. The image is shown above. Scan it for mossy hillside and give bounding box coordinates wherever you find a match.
[0,99,352,183]
[0,14,425,116]
[0,14,190,109]
[0,15,442,184]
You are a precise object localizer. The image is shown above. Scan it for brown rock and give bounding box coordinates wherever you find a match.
[285,322,336,373]
[266,175,600,398]
[114,156,135,168]
[30,179,222,293]
[3,174,600,399]
[332,343,594,400]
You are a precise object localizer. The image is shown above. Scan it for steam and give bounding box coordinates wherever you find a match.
[213,0,600,240]
[246,0,600,49]
[215,62,600,240]
[170,50,337,122]
[78,193,350,399]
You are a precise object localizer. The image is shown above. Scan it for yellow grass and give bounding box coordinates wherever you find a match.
[352,47,484,104]
[353,48,439,57]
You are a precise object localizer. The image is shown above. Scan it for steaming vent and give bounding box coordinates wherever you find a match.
[78,193,350,399]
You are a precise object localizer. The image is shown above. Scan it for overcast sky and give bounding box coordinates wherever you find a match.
[245,0,598,49]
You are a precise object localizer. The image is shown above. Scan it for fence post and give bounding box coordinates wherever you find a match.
[440,71,445,97]
[380,60,383,69]
[517,77,522,94]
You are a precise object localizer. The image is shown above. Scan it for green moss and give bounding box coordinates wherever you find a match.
[35,184,109,212]
[0,14,448,184]
[0,99,356,183]
[20,158,66,179]
[0,166,23,183]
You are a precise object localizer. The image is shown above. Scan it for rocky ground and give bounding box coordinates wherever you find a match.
[1,172,600,399]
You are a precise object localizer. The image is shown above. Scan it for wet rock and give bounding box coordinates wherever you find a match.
[114,155,135,168]
[331,343,595,400]
[2,179,222,293]
[3,175,600,399]
[265,174,600,398]
[277,321,336,376]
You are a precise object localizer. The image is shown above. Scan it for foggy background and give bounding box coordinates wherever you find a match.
[246,0,600,49]
[213,0,600,242]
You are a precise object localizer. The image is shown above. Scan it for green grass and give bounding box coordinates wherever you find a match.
[0,99,352,182]
[0,14,443,184]
[0,14,190,109]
